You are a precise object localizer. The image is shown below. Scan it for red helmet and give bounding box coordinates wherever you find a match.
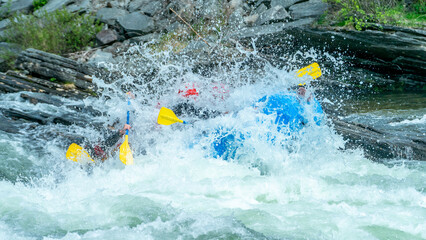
[178,82,199,99]
[178,88,199,97]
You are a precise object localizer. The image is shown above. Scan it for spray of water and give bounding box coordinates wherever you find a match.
[0,41,425,240]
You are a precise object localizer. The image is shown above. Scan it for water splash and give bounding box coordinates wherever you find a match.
[0,41,425,239]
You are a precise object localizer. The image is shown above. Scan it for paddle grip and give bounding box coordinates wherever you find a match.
[126,99,130,135]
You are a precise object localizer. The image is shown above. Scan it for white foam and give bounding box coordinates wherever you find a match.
[390,114,426,126]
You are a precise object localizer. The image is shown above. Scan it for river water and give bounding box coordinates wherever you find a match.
[0,43,425,240]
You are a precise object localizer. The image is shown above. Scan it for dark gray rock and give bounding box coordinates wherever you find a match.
[235,18,314,39]
[165,21,181,33]
[0,107,87,126]
[253,0,270,8]
[20,93,62,106]
[271,0,304,9]
[96,7,128,26]
[255,5,291,26]
[331,117,426,161]
[155,18,171,32]
[66,0,92,13]
[0,115,21,133]
[236,22,425,87]
[34,0,76,14]
[104,0,128,9]
[15,48,96,91]
[0,0,33,18]
[0,71,91,98]
[299,27,426,84]
[197,0,222,20]
[242,2,251,12]
[238,22,285,38]
[140,1,162,17]
[87,49,116,68]
[0,18,10,30]
[289,0,328,20]
[229,7,245,28]
[127,0,150,12]
[128,33,161,44]
[252,3,267,15]
[117,12,155,37]
[96,29,118,46]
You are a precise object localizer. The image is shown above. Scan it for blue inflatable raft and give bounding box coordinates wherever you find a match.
[212,93,323,160]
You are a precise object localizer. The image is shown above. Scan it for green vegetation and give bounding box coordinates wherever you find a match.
[1,9,103,55]
[0,50,17,70]
[321,0,425,30]
[33,0,48,10]
[0,1,12,18]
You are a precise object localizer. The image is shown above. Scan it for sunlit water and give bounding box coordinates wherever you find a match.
[0,43,425,240]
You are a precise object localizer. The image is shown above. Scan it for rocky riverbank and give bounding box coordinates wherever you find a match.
[0,0,425,161]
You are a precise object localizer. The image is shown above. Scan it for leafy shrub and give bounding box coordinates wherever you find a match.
[0,50,18,70]
[0,0,12,18]
[322,0,426,30]
[33,0,48,10]
[2,9,103,55]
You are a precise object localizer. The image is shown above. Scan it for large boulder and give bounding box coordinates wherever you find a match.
[66,0,93,13]
[96,29,119,46]
[128,0,151,12]
[234,18,315,39]
[229,8,245,28]
[140,1,162,17]
[252,3,267,16]
[299,26,426,86]
[15,48,96,90]
[117,12,155,37]
[126,0,162,16]
[196,0,223,20]
[271,0,305,8]
[96,7,128,26]
[289,0,328,20]
[255,5,291,26]
[87,49,117,68]
[0,18,10,30]
[34,0,76,14]
[0,0,33,18]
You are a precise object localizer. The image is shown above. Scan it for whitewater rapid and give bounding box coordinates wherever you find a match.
[0,43,425,240]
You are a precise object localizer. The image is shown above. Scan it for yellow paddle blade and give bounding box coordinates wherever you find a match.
[157,107,184,125]
[119,135,134,165]
[66,143,94,163]
[296,62,322,80]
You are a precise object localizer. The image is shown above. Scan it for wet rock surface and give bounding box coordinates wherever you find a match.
[328,115,426,161]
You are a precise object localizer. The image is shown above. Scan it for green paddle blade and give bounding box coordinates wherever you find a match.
[157,107,184,125]
[296,62,322,79]
[119,135,133,165]
[66,143,94,163]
